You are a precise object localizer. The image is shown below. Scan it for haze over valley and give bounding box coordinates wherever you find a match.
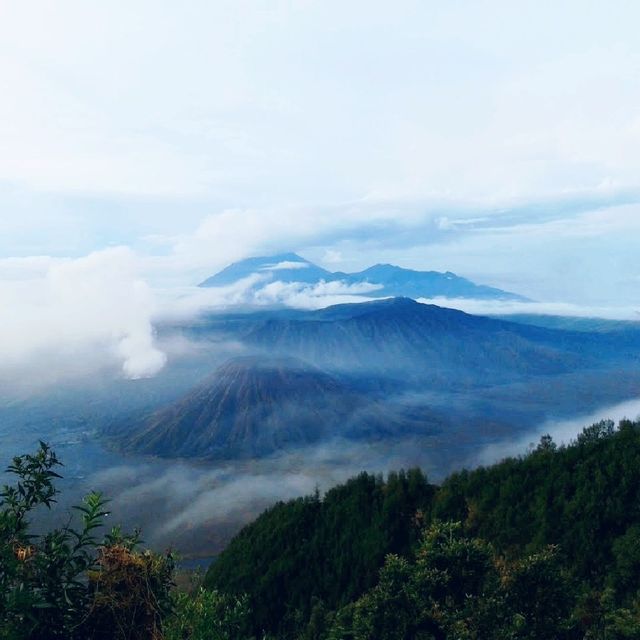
[3,11,640,634]
[2,253,639,558]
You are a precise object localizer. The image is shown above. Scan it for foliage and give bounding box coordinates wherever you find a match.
[0,442,175,640]
[206,419,640,639]
[85,542,175,640]
[6,419,640,639]
[432,419,640,584]
[164,587,252,640]
[345,522,571,640]
[204,467,433,636]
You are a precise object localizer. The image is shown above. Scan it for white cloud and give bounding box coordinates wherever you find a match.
[162,203,414,281]
[0,247,166,388]
[1,2,640,384]
[154,276,383,320]
[3,220,637,393]
[1,2,640,205]
[437,216,490,231]
[253,279,383,309]
[86,435,445,552]
[153,274,268,321]
[416,297,640,321]
[475,398,640,467]
[322,249,344,265]
[260,260,310,271]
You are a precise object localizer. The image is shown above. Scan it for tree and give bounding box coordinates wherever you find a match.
[0,442,174,640]
[502,546,573,639]
[611,524,640,600]
[164,587,252,640]
[336,522,575,640]
[347,522,500,640]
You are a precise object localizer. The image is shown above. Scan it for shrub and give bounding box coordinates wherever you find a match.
[164,587,252,640]
[0,442,174,640]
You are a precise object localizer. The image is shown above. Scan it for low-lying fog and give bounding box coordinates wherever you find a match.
[2,396,639,560]
[474,397,640,466]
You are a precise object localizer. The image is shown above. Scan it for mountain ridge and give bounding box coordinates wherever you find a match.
[199,253,530,302]
[115,298,640,462]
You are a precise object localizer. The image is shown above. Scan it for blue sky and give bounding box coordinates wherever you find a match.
[1,1,640,382]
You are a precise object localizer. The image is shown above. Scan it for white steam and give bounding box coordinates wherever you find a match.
[0,247,166,386]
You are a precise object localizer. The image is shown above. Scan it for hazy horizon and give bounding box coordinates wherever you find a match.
[2,2,640,384]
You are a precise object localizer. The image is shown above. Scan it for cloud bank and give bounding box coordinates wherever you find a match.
[417,297,640,321]
[155,275,383,320]
[0,247,165,388]
[85,435,443,556]
[475,398,640,467]
[82,396,640,556]
[1,2,640,315]
[3,237,638,392]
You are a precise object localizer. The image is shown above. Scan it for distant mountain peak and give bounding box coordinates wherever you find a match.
[198,253,330,288]
[199,252,530,303]
[260,252,307,264]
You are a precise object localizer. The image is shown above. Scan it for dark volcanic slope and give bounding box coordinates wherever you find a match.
[121,356,432,459]
[242,298,640,385]
[121,299,640,462]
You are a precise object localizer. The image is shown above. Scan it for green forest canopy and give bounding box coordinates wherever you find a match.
[205,418,640,639]
[3,418,640,639]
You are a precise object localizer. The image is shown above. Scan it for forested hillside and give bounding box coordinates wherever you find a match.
[5,419,640,639]
[205,468,434,633]
[205,418,640,639]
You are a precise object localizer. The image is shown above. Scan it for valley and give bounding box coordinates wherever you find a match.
[4,9,640,636]
[2,293,640,560]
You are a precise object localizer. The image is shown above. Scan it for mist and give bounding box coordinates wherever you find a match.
[3,238,637,397]
[3,248,640,562]
[85,435,445,557]
[0,248,166,391]
[474,397,640,467]
[4,356,639,562]
[4,423,444,559]
[417,297,640,321]
[75,395,640,558]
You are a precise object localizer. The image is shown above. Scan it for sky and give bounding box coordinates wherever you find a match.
[1,0,640,382]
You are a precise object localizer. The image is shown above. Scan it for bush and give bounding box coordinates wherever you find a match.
[84,543,175,640]
[0,442,174,640]
[164,587,252,640]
